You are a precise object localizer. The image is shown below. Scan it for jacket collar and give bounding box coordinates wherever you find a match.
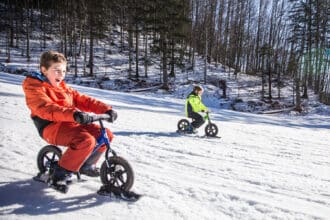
[188,91,200,98]
[24,71,48,83]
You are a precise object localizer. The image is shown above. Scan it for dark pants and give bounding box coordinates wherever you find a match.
[189,112,205,128]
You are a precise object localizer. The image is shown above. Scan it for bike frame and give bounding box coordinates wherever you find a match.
[93,119,117,166]
[74,118,116,180]
[203,112,211,123]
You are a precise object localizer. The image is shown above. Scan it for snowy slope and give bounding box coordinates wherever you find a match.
[0,72,329,220]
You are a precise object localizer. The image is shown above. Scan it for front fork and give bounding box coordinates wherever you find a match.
[203,113,210,124]
[96,119,117,168]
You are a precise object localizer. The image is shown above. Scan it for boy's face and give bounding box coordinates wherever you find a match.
[41,62,66,88]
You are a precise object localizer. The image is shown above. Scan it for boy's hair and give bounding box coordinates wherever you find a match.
[193,85,204,93]
[40,51,67,69]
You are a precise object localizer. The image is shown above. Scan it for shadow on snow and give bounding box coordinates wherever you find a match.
[0,179,119,216]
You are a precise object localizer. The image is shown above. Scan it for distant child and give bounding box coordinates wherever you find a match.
[22,50,117,187]
[185,85,209,133]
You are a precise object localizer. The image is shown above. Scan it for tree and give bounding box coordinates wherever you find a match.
[142,0,190,89]
[85,0,111,77]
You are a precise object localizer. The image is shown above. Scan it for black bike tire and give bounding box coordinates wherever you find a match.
[37,145,62,173]
[100,156,134,191]
[205,123,218,137]
[177,119,190,131]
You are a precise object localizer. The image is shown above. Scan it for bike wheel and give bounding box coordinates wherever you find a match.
[37,145,62,173]
[177,119,190,132]
[205,123,218,137]
[100,156,134,191]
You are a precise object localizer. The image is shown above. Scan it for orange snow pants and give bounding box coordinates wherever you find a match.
[42,122,113,172]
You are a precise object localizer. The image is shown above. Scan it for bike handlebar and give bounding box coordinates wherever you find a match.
[90,113,111,122]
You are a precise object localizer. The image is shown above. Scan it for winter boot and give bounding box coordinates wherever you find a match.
[80,151,103,177]
[187,125,197,134]
[50,163,73,185]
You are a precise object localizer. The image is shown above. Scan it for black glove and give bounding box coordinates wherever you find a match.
[73,111,94,124]
[105,109,118,122]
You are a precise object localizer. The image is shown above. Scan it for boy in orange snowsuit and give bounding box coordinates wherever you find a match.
[22,50,117,185]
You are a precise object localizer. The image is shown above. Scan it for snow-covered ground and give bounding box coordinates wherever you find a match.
[0,72,329,220]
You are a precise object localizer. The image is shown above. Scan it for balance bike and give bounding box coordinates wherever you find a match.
[177,112,218,137]
[35,114,137,199]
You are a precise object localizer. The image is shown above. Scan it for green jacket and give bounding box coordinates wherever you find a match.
[185,92,207,117]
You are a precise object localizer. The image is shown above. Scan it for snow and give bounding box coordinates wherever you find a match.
[0,72,329,220]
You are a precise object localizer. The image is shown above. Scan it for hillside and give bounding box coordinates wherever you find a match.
[2,40,330,116]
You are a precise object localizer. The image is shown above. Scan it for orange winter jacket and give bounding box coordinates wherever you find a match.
[22,72,112,136]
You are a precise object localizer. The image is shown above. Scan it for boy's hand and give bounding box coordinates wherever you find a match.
[105,109,118,123]
[73,111,93,124]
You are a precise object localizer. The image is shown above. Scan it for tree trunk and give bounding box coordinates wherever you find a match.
[169,38,175,78]
[255,0,264,72]
[294,68,302,112]
[83,34,87,76]
[26,2,31,62]
[135,28,139,78]
[204,26,207,84]
[161,35,169,90]
[144,34,148,78]
[88,27,94,77]
[128,29,133,78]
